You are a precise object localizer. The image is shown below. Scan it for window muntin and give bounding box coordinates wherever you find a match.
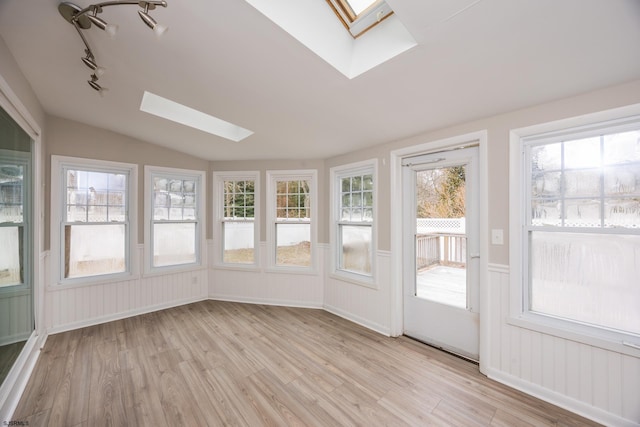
[222,179,256,264]
[150,171,202,269]
[62,167,130,279]
[338,172,373,275]
[524,126,640,336]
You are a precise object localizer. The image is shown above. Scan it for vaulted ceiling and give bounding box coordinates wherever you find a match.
[1,0,639,160]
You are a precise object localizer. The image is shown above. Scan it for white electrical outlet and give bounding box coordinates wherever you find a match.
[491,229,504,245]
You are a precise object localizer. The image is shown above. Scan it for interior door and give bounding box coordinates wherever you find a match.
[402,146,479,360]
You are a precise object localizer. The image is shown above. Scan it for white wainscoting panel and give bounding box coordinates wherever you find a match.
[45,246,208,333]
[209,241,324,308]
[486,264,640,426]
[323,250,391,336]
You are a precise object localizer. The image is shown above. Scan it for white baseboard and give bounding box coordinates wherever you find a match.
[47,296,207,335]
[323,304,390,337]
[208,295,323,310]
[0,331,47,423]
[485,367,636,427]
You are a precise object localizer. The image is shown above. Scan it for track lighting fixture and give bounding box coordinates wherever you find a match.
[58,1,168,93]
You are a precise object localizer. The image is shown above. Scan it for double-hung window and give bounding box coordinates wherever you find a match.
[267,170,317,270]
[146,166,205,272]
[331,160,376,283]
[52,156,137,283]
[214,172,259,266]
[518,116,640,342]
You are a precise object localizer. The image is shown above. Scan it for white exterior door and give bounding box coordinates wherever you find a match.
[402,146,480,360]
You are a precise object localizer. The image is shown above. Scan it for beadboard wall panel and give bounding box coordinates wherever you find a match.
[486,265,640,426]
[323,250,391,336]
[209,242,324,308]
[45,247,208,333]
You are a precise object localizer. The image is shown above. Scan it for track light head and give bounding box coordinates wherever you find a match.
[88,74,102,91]
[138,5,168,36]
[59,1,168,92]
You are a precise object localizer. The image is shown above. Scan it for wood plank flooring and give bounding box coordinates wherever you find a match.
[12,301,600,426]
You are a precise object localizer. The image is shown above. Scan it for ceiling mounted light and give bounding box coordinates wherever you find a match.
[138,1,168,37]
[58,0,168,93]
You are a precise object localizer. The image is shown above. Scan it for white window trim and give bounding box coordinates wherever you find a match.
[330,159,377,288]
[50,155,138,288]
[144,165,206,275]
[509,104,640,357]
[266,169,318,274]
[213,171,260,271]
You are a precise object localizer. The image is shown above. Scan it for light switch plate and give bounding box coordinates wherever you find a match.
[491,229,504,245]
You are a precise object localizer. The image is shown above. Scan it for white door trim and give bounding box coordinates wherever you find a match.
[390,130,490,372]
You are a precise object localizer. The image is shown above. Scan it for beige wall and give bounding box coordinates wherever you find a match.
[44,116,210,248]
[0,36,45,129]
[325,78,640,264]
[210,159,326,244]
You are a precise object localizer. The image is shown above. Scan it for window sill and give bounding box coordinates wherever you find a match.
[507,312,640,358]
[329,271,377,289]
[212,263,261,273]
[48,272,140,291]
[143,263,206,278]
[265,266,319,276]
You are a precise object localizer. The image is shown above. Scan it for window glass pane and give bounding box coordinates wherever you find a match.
[65,224,125,278]
[564,137,601,169]
[153,223,196,267]
[564,169,600,197]
[603,130,640,165]
[0,164,23,223]
[346,0,378,15]
[223,222,254,264]
[604,199,640,228]
[531,199,561,226]
[66,169,127,224]
[564,199,601,227]
[224,180,254,219]
[530,231,640,335]
[604,165,640,196]
[531,143,561,171]
[340,224,372,275]
[363,174,373,191]
[0,226,23,286]
[276,180,310,220]
[276,223,310,267]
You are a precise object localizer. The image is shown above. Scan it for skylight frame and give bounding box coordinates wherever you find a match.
[326,0,394,38]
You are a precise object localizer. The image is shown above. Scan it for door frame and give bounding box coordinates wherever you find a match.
[389,130,490,372]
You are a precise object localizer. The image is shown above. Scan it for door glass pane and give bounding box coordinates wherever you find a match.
[415,166,467,308]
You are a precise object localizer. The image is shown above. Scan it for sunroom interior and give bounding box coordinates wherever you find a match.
[0,0,639,425]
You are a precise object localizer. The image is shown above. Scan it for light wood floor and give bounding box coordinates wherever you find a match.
[13,301,600,426]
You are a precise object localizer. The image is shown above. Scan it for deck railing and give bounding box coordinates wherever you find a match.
[416,233,466,271]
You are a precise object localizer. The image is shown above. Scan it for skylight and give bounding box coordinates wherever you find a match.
[139,91,253,142]
[346,0,377,15]
[327,0,393,37]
